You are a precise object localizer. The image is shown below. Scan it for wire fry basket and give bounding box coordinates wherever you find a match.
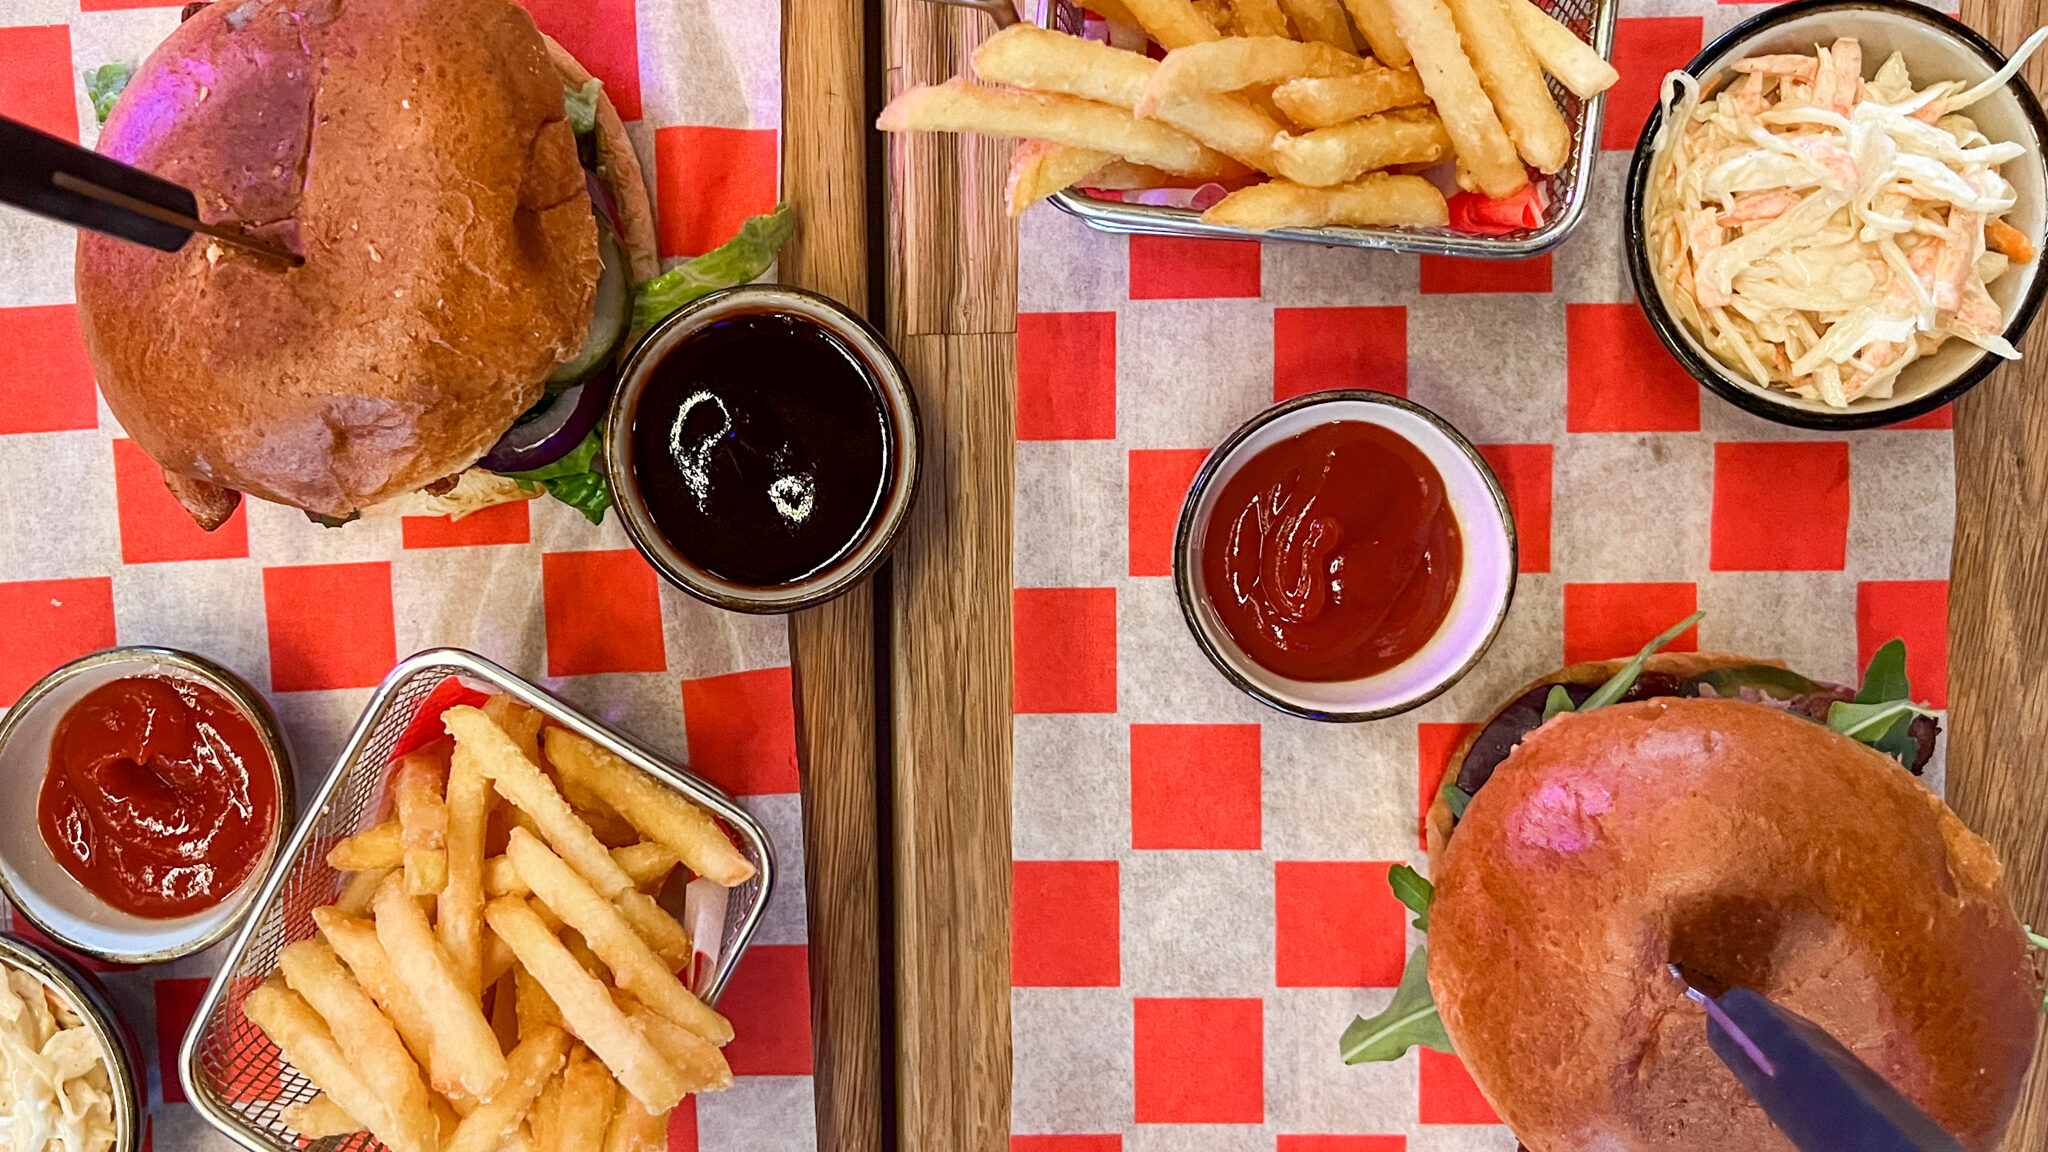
[178,648,776,1152]
[1041,0,1618,256]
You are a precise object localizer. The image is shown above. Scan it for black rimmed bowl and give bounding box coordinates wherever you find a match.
[1624,0,2048,429]
[1172,391,1518,722]
[0,932,144,1152]
[0,647,293,964]
[605,286,921,613]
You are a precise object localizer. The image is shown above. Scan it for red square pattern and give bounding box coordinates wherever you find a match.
[1710,442,1849,571]
[155,978,212,1104]
[402,502,531,549]
[1419,254,1551,295]
[1420,1049,1501,1124]
[112,439,250,563]
[0,305,100,435]
[1134,998,1263,1123]
[681,666,798,795]
[1895,405,1954,430]
[518,0,641,119]
[1476,444,1552,574]
[1563,582,1699,665]
[1416,723,1478,848]
[1128,235,1261,299]
[1278,1139,1405,1152]
[80,0,185,10]
[668,1098,699,1152]
[264,564,397,692]
[715,944,812,1075]
[1273,307,1407,399]
[654,127,779,259]
[1127,449,1208,577]
[0,578,116,706]
[1858,581,1949,708]
[1014,587,1117,713]
[1013,861,1120,987]
[1014,1140,1120,1152]
[1566,304,1700,432]
[542,550,667,676]
[0,27,78,143]
[1130,723,1261,850]
[1018,312,1117,441]
[1604,18,1705,151]
[1275,861,1407,988]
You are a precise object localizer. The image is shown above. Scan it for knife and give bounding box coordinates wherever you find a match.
[1668,965,1967,1152]
[0,113,302,267]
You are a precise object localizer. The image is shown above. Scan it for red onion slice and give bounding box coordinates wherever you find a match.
[477,369,614,473]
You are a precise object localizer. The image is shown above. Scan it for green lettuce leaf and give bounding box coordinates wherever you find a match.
[564,79,603,136]
[1341,946,1453,1064]
[1577,610,1706,713]
[85,62,132,126]
[1440,782,1472,820]
[1854,638,1911,704]
[1826,698,1937,744]
[1541,684,1575,723]
[631,204,796,330]
[1387,864,1433,931]
[496,430,612,525]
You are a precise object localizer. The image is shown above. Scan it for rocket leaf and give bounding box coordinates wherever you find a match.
[1341,946,1453,1064]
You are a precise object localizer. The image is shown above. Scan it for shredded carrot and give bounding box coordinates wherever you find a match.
[1987,218,2036,265]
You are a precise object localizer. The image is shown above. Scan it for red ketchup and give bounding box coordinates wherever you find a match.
[38,677,278,919]
[1199,421,1463,681]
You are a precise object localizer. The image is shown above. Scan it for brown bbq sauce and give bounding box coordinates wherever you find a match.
[630,312,891,587]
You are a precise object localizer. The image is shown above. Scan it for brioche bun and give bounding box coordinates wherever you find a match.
[1427,695,2041,1152]
[76,0,652,520]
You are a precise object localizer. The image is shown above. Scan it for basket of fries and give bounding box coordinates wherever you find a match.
[880,0,1620,255]
[178,648,775,1152]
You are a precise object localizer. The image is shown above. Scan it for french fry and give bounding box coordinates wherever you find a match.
[312,909,444,1087]
[440,741,491,994]
[516,966,561,1037]
[601,1092,667,1152]
[877,80,1237,179]
[1382,0,1526,197]
[1123,0,1225,46]
[394,746,450,896]
[1190,0,1230,31]
[281,1094,363,1139]
[1270,65,1429,128]
[441,1026,571,1152]
[618,1000,733,1094]
[1270,107,1451,185]
[373,873,508,1098]
[243,978,430,1152]
[971,25,1156,109]
[1277,0,1358,52]
[1229,0,1291,38]
[335,866,392,916]
[544,1050,616,1152]
[1442,0,1567,172]
[447,707,639,898]
[1081,0,1140,24]
[1079,159,1182,189]
[277,940,439,1152]
[543,729,756,888]
[508,829,730,1045]
[1138,38,1364,113]
[483,931,517,990]
[1201,172,1448,229]
[490,970,520,1055]
[327,821,402,871]
[1146,93,1288,171]
[486,843,681,898]
[1502,0,1617,99]
[1007,141,1113,215]
[1340,0,1411,67]
[483,695,545,767]
[613,893,695,974]
[485,896,690,1112]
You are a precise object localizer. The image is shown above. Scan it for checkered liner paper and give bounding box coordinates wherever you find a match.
[0,0,812,1147]
[1009,1,1964,1149]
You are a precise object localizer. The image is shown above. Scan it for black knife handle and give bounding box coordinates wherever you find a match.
[1708,989,1968,1152]
[0,114,192,251]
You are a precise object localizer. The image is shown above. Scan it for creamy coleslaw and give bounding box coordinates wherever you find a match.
[1646,30,2048,407]
[0,966,116,1152]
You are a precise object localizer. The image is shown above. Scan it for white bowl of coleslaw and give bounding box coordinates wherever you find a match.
[0,933,140,1152]
[1625,0,2048,427]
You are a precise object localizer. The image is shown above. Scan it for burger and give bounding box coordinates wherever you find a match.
[1347,623,2045,1152]
[75,0,662,527]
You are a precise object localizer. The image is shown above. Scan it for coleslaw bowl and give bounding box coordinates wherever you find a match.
[1624,0,2048,429]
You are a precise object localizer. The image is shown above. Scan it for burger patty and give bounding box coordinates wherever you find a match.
[1453,666,1940,799]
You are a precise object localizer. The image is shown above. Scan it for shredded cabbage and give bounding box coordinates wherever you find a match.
[1646,34,2044,407]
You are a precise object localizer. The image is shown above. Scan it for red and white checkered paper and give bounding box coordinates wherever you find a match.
[0,0,812,1148]
[1010,2,1961,1148]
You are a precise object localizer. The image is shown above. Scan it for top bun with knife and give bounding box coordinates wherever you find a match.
[73,0,659,528]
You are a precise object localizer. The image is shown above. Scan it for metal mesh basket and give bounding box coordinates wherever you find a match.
[1043,0,1618,256]
[178,648,776,1152]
